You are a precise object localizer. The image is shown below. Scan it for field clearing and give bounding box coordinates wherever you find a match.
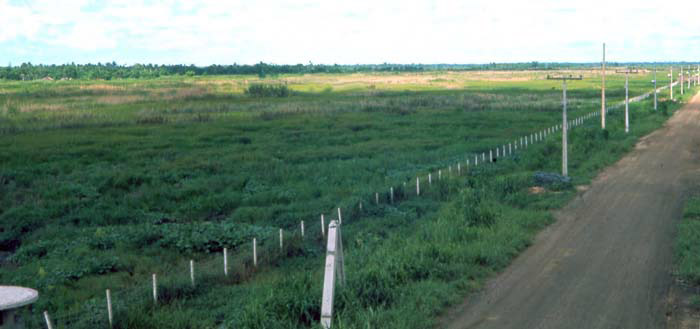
[0,70,691,328]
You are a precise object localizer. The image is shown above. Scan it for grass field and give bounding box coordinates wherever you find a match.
[0,69,693,328]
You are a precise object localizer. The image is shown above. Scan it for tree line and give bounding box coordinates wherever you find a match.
[0,61,653,81]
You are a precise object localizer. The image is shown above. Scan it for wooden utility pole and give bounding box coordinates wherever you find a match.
[616,68,639,133]
[547,74,583,177]
[601,43,606,129]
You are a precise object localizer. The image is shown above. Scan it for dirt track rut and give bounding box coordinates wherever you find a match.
[442,92,700,329]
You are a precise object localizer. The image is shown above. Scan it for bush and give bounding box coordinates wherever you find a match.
[659,100,670,116]
[245,84,290,98]
[458,189,496,227]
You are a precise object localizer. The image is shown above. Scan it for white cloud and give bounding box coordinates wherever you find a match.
[1,0,699,65]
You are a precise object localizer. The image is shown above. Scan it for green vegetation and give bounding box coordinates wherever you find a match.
[676,196,700,285]
[245,83,291,97]
[1,71,692,328]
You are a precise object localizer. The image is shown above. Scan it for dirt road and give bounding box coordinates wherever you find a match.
[442,92,700,329]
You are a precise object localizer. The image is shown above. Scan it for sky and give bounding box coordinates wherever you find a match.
[1,0,699,66]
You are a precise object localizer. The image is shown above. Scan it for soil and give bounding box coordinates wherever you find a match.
[440,92,700,329]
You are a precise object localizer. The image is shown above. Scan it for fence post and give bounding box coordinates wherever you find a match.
[320,220,344,329]
[337,208,342,225]
[43,311,54,329]
[321,214,326,237]
[253,238,257,267]
[152,273,157,304]
[190,260,195,287]
[224,248,228,276]
[428,173,432,185]
[106,289,113,328]
[301,221,305,238]
[279,229,283,251]
[457,162,461,175]
[375,192,379,205]
[416,177,420,196]
[390,187,394,203]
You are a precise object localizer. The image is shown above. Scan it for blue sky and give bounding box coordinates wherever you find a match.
[1,0,699,66]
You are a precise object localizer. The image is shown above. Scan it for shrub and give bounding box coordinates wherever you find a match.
[245,84,290,98]
[458,189,496,227]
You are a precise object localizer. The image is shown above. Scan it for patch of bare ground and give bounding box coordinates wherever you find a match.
[666,281,700,329]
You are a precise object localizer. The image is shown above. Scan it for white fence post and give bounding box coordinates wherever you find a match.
[253,238,257,267]
[279,229,283,251]
[43,311,54,329]
[152,273,158,304]
[320,220,345,329]
[375,192,379,205]
[416,177,420,196]
[301,221,305,238]
[190,260,195,287]
[224,248,228,276]
[337,208,342,225]
[390,187,394,203]
[428,173,432,185]
[106,289,113,328]
[321,214,326,237]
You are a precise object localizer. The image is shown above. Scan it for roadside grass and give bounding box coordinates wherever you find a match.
[676,196,700,285]
[1,74,690,329]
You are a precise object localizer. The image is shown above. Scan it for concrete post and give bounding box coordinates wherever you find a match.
[601,43,606,129]
[562,79,568,177]
[625,71,629,133]
[654,65,657,110]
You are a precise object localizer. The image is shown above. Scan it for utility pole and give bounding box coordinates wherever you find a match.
[616,68,639,133]
[601,43,606,129]
[653,64,657,110]
[681,68,684,95]
[669,67,674,100]
[547,74,583,177]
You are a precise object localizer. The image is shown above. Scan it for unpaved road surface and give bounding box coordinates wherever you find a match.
[442,92,700,329]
